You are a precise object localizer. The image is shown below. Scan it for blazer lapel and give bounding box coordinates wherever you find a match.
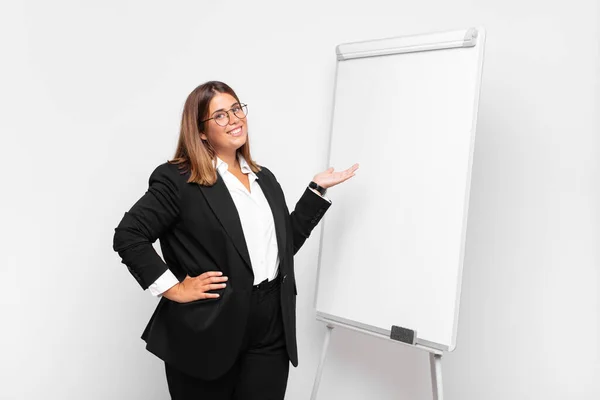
[197,173,253,272]
[256,170,287,266]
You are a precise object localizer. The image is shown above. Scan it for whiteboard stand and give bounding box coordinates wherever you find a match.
[310,325,334,400]
[310,322,445,400]
[430,353,443,400]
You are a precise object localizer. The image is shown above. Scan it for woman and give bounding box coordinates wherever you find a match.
[113,81,358,399]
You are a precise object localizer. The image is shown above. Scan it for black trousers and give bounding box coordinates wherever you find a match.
[165,277,289,400]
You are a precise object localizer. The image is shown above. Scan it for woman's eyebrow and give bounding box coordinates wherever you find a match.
[212,102,240,113]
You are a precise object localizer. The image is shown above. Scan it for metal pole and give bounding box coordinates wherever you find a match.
[429,353,443,400]
[310,325,334,400]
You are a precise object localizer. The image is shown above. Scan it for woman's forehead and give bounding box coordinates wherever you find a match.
[209,93,237,112]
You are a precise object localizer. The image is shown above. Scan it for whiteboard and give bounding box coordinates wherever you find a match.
[315,28,486,351]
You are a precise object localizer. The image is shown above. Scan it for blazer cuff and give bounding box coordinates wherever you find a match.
[308,187,332,204]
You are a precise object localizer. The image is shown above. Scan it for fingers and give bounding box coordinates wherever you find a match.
[201,275,228,284]
[335,175,353,185]
[200,292,221,299]
[343,164,359,179]
[323,163,359,186]
[344,163,359,174]
[185,271,227,300]
[202,282,227,291]
[198,283,226,299]
[197,271,224,280]
[339,174,354,183]
[324,163,359,177]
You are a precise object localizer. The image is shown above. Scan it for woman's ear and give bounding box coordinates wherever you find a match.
[200,132,207,141]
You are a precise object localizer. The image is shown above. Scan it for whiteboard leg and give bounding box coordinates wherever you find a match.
[429,353,443,400]
[310,325,334,400]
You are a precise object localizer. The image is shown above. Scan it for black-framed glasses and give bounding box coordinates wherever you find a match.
[201,103,248,127]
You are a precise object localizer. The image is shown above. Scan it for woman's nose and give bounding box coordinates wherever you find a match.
[227,110,240,125]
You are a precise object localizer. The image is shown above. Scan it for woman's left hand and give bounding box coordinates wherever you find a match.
[313,163,359,189]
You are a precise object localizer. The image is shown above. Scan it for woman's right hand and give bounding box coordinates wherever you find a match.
[162,271,228,303]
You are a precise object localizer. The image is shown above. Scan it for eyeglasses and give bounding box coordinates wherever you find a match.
[201,103,248,127]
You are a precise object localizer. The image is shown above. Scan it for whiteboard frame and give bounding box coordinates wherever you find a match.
[316,312,445,354]
[314,27,486,353]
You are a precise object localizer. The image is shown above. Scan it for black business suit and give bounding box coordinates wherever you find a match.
[113,162,330,381]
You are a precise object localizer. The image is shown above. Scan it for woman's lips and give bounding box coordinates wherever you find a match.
[228,127,243,137]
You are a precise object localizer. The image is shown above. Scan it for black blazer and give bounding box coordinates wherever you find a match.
[113,162,330,379]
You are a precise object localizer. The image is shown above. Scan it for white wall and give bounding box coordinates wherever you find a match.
[1,1,598,399]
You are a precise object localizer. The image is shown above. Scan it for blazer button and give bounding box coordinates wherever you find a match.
[282,274,287,283]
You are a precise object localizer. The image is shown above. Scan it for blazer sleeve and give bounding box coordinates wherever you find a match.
[261,166,332,255]
[289,188,332,255]
[113,164,181,290]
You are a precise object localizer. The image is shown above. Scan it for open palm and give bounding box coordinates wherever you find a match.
[313,163,359,189]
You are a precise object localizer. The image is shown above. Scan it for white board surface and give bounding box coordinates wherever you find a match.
[315,28,486,351]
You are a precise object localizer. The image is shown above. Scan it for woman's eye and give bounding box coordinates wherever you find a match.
[231,106,241,113]
[214,113,227,120]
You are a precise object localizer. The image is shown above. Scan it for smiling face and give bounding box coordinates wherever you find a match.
[200,92,248,160]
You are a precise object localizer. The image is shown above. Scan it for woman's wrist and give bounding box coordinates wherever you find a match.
[162,282,183,302]
[309,180,327,195]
